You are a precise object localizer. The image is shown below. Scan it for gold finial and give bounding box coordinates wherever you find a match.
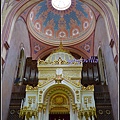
[59,40,63,50]
[51,40,70,54]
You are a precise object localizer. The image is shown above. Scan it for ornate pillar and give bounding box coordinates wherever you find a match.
[72,104,77,120]
[72,104,79,120]
[77,110,80,120]
[43,103,49,120]
[42,104,46,120]
[38,103,47,120]
[38,104,43,120]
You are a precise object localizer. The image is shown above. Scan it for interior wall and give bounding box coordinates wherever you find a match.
[94,15,118,120]
[2,17,31,120]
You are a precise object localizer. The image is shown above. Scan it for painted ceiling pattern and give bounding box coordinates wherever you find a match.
[27,0,96,46]
[70,32,94,58]
[30,32,94,60]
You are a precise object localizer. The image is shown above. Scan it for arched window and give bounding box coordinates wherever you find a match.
[14,47,26,84]
[98,47,108,85]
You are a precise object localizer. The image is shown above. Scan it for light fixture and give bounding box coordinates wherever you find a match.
[51,0,71,10]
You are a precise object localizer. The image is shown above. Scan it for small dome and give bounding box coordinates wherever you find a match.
[45,42,75,63]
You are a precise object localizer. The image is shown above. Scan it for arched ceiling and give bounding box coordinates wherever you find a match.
[27,0,96,46]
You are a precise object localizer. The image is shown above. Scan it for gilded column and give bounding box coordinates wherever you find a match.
[76,104,81,120]
[38,104,43,120]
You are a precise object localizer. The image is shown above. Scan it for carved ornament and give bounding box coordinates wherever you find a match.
[26,85,38,91]
[81,85,94,91]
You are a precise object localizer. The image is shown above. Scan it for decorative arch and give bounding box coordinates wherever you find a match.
[43,84,75,105]
[36,46,89,60]
[49,93,70,114]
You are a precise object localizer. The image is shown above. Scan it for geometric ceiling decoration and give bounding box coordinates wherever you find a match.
[30,34,55,60]
[71,32,94,58]
[80,41,91,53]
[27,0,96,46]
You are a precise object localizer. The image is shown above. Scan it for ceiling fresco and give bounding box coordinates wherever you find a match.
[27,0,96,46]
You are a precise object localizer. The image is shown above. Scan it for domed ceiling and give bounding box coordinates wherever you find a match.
[27,0,96,46]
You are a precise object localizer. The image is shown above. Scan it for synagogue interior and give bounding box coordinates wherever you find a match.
[1,0,119,120]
